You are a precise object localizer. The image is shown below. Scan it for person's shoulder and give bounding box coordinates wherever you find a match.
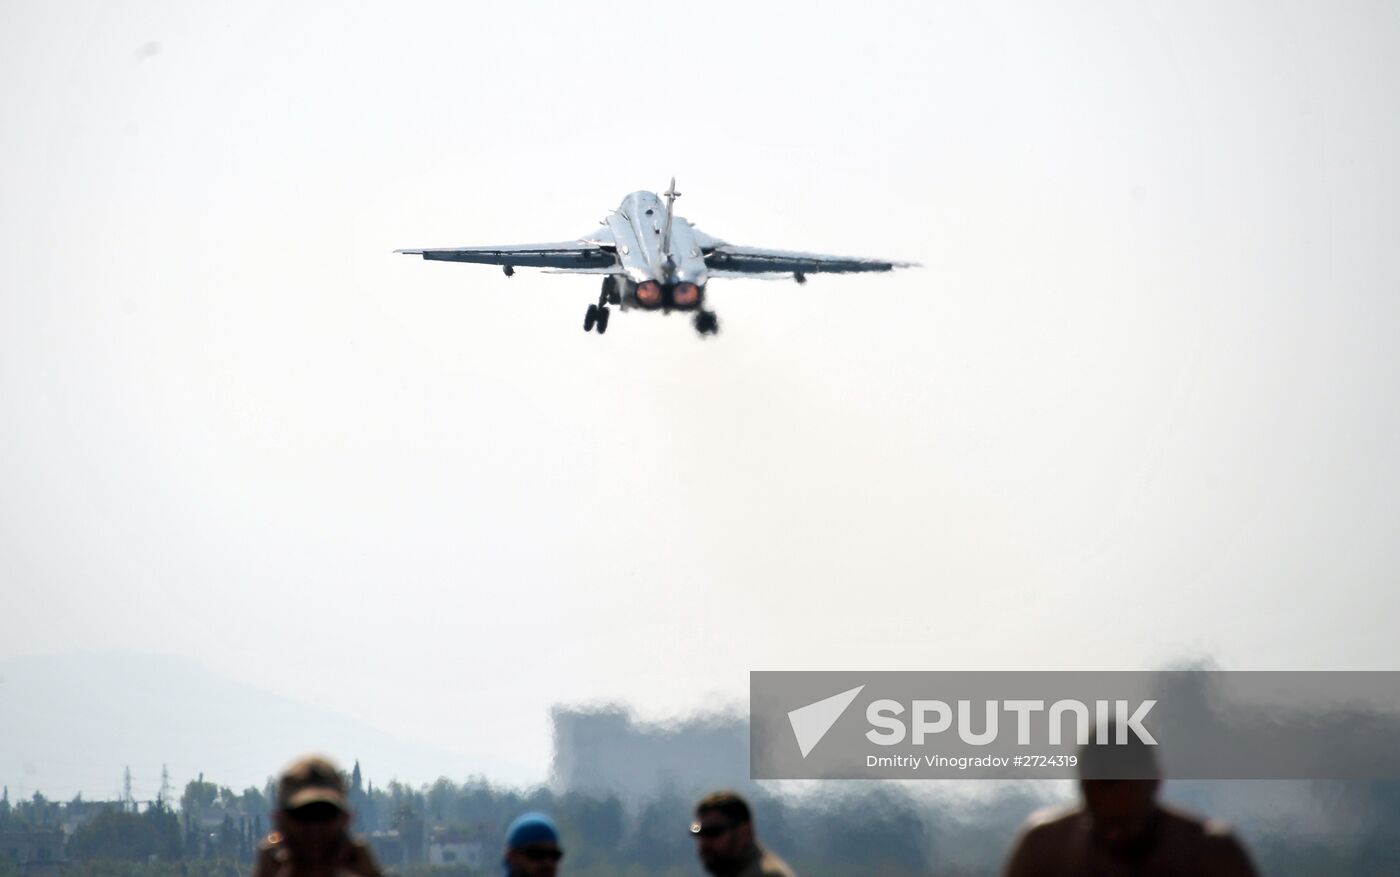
[757,845,799,877]
[1157,803,1243,842]
[1015,803,1084,842]
[341,835,385,877]
[1157,805,1258,875]
[1003,805,1084,877]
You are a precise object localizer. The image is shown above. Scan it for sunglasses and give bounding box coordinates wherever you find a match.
[689,821,737,839]
[285,802,344,824]
[520,846,564,863]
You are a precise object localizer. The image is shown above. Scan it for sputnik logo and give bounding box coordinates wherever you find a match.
[787,685,865,758]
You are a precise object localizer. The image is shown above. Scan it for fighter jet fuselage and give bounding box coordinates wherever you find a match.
[601,189,709,312]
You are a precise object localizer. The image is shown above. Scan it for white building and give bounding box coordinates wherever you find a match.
[428,839,484,869]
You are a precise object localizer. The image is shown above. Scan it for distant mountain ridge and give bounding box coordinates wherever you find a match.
[0,652,466,800]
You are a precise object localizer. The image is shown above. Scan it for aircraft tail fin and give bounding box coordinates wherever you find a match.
[661,177,681,270]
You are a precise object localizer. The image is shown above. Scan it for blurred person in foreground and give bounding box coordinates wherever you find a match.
[503,811,564,877]
[1002,732,1259,877]
[253,755,383,877]
[690,791,797,877]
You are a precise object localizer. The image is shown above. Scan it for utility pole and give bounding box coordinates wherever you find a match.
[159,765,172,807]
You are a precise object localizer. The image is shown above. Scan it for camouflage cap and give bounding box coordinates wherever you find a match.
[277,755,348,812]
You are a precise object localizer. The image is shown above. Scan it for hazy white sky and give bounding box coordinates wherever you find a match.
[2,0,1398,792]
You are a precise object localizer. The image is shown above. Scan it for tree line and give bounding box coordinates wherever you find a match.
[5,771,1400,876]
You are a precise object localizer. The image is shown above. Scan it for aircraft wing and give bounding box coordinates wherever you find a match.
[395,240,616,271]
[704,245,916,275]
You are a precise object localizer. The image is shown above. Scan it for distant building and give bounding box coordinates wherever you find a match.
[58,799,123,836]
[425,834,481,868]
[550,704,750,801]
[195,803,235,831]
[0,828,65,874]
[367,830,404,868]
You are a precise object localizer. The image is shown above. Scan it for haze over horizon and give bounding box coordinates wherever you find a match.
[4,1,1399,796]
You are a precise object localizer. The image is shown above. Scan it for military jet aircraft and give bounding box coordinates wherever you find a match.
[396,180,915,336]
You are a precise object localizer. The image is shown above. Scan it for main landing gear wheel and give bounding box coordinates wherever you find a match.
[600,276,621,306]
[584,303,611,334]
[694,310,719,336]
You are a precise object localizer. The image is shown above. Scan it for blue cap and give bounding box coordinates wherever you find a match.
[505,812,559,850]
